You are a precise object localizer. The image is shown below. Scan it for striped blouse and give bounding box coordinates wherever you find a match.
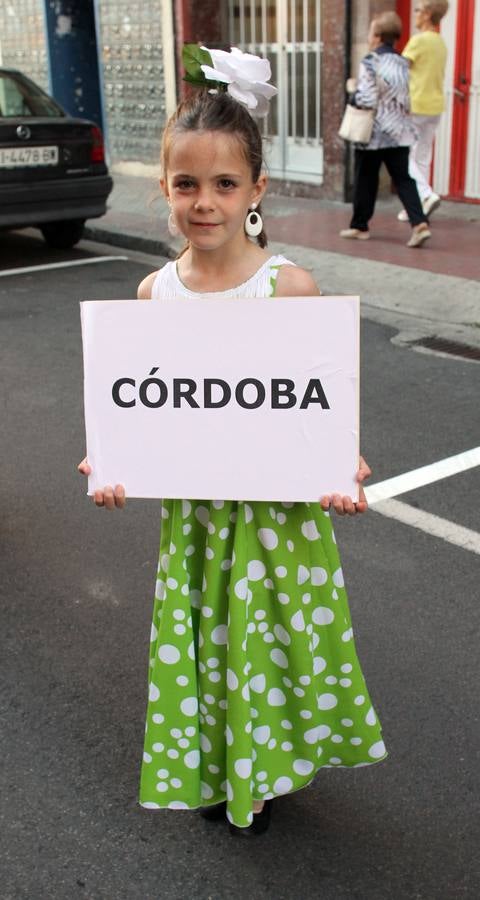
[353,46,417,150]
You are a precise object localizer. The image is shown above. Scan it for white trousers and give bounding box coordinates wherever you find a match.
[409,114,441,200]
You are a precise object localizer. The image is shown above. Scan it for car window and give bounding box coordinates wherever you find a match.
[0,73,64,117]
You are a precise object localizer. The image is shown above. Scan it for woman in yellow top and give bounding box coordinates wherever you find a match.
[398,1,448,221]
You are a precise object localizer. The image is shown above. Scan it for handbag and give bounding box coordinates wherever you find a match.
[338,104,375,143]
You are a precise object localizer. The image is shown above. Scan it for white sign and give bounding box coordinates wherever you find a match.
[81,297,359,502]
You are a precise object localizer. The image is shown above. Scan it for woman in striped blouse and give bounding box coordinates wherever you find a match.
[340,11,432,248]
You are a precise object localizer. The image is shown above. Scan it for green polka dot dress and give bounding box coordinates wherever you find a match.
[140,257,386,828]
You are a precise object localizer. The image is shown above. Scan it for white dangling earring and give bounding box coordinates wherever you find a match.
[168,208,180,237]
[245,203,263,238]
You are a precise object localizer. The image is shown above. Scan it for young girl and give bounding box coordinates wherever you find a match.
[80,54,386,836]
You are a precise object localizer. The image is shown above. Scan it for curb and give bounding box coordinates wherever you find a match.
[83,225,176,259]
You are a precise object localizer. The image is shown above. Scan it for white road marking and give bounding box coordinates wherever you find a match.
[371,498,480,555]
[0,256,128,277]
[365,446,480,505]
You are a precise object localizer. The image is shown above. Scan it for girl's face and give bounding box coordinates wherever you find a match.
[161,130,266,253]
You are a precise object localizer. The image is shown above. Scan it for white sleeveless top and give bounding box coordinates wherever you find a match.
[151,254,295,300]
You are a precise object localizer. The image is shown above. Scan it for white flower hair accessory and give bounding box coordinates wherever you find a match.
[182,44,277,118]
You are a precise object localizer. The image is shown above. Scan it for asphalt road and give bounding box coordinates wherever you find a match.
[1,230,479,900]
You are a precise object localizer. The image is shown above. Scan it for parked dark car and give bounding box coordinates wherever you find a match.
[0,68,112,248]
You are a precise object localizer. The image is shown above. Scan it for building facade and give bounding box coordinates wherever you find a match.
[0,0,478,202]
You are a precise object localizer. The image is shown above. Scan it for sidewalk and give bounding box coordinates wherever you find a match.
[84,171,480,351]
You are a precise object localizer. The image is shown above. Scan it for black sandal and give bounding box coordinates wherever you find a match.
[199,801,227,821]
[229,800,273,837]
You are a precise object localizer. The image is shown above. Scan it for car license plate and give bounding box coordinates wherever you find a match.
[0,145,59,167]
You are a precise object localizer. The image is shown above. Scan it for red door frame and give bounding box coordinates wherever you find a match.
[449,0,475,198]
[396,0,412,53]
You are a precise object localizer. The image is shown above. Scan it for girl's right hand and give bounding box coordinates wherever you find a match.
[78,457,126,510]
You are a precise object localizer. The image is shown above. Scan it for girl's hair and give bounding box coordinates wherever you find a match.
[372,11,402,45]
[418,1,449,25]
[161,90,267,250]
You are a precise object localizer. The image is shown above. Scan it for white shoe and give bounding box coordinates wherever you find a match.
[422,193,441,217]
[339,228,370,240]
[407,225,431,248]
[397,210,409,222]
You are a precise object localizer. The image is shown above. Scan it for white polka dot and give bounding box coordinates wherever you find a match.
[312,606,334,625]
[234,758,252,779]
[325,675,337,685]
[211,624,228,645]
[313,656,327,675]
[293,687,305,698]
[166,577,178,590]
[368,740,386,759]
[264,578,274,589]
[333,568,344,587]
[218,699,228,710]
[221,559,232,571]
[247,560,266,581]
[167,749,179,759]
[270,648,288,669]
[249,674,266,693]
[281,719,293,730]
[301,520,320,541]
[141,801,159,808]
[329,757,342,765]
[200,781,214,800]
[258,622,268,633]
[150,622,158,642]
[281,741,293,751]
[195,505,210,527]
[254,609,266,621]
[267,688,286,706]
[263,632,275,643]
[185,726,196,736]
[209,671,221,683]
[189,590,201,609]
[290,610,306,632]
[155,580,166,601]
[341,663,353,673]
[297,565,310,585]
[339,678,352,687]
[257,528,278,550]
[178,738,189,749]
[226,668,238,691]
[273,624,290,645]
[299,675,311,685]
[234,577,248,600]
[341,718,353,727]
[365,707,377,726]
[273,776,293,794]
[277,512,287,525]
[253,725,270,745]
[268,738,277,750]
[208,764,219,773]
[201,606,213,618]
[293,759,314,776]
[354,695,365,706]
[282,677,292,687]
[331,734,343,744]
[152,713,164,724]
[247,622,256,634]
[156,781,168,793]
[350,737,362,746]
[258,784,269,794]
[184,750,200,769]
[342,628,353,642]
[205,547,214,560]
[174,623,186,636]
[212,499,224,509]
[143,752,152,763]
[277,593,290,606]
[182,524,191,536]
[244,503,253,523]
[168,801,189,809]
[170,728,182,738]
[318,693,338,710]
[275,566,287,577]
[180,696,198,717]
[149,682,160,702]
[170,778,183,788]
[311,567,328,586]
[300,710,312,719]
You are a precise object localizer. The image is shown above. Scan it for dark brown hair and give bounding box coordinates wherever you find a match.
[161,90,267,249]
[373,11,402,45]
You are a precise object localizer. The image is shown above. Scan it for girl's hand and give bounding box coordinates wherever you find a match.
[320,456,371,516]
[78,457,126,510]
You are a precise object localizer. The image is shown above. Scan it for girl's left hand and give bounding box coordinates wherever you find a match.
[320,455,372,516]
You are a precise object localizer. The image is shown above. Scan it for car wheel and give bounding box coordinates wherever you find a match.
[40,219,85,249]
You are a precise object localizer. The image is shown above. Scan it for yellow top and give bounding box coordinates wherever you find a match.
[402,31,448,115]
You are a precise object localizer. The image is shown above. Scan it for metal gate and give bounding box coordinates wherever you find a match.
[228,0,323,184]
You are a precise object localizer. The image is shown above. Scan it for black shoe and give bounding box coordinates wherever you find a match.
[199,801,227,821]
[229,800,273,837]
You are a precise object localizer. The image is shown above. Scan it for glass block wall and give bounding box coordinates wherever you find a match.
[96,1,168,165]
[0,0,49,89]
